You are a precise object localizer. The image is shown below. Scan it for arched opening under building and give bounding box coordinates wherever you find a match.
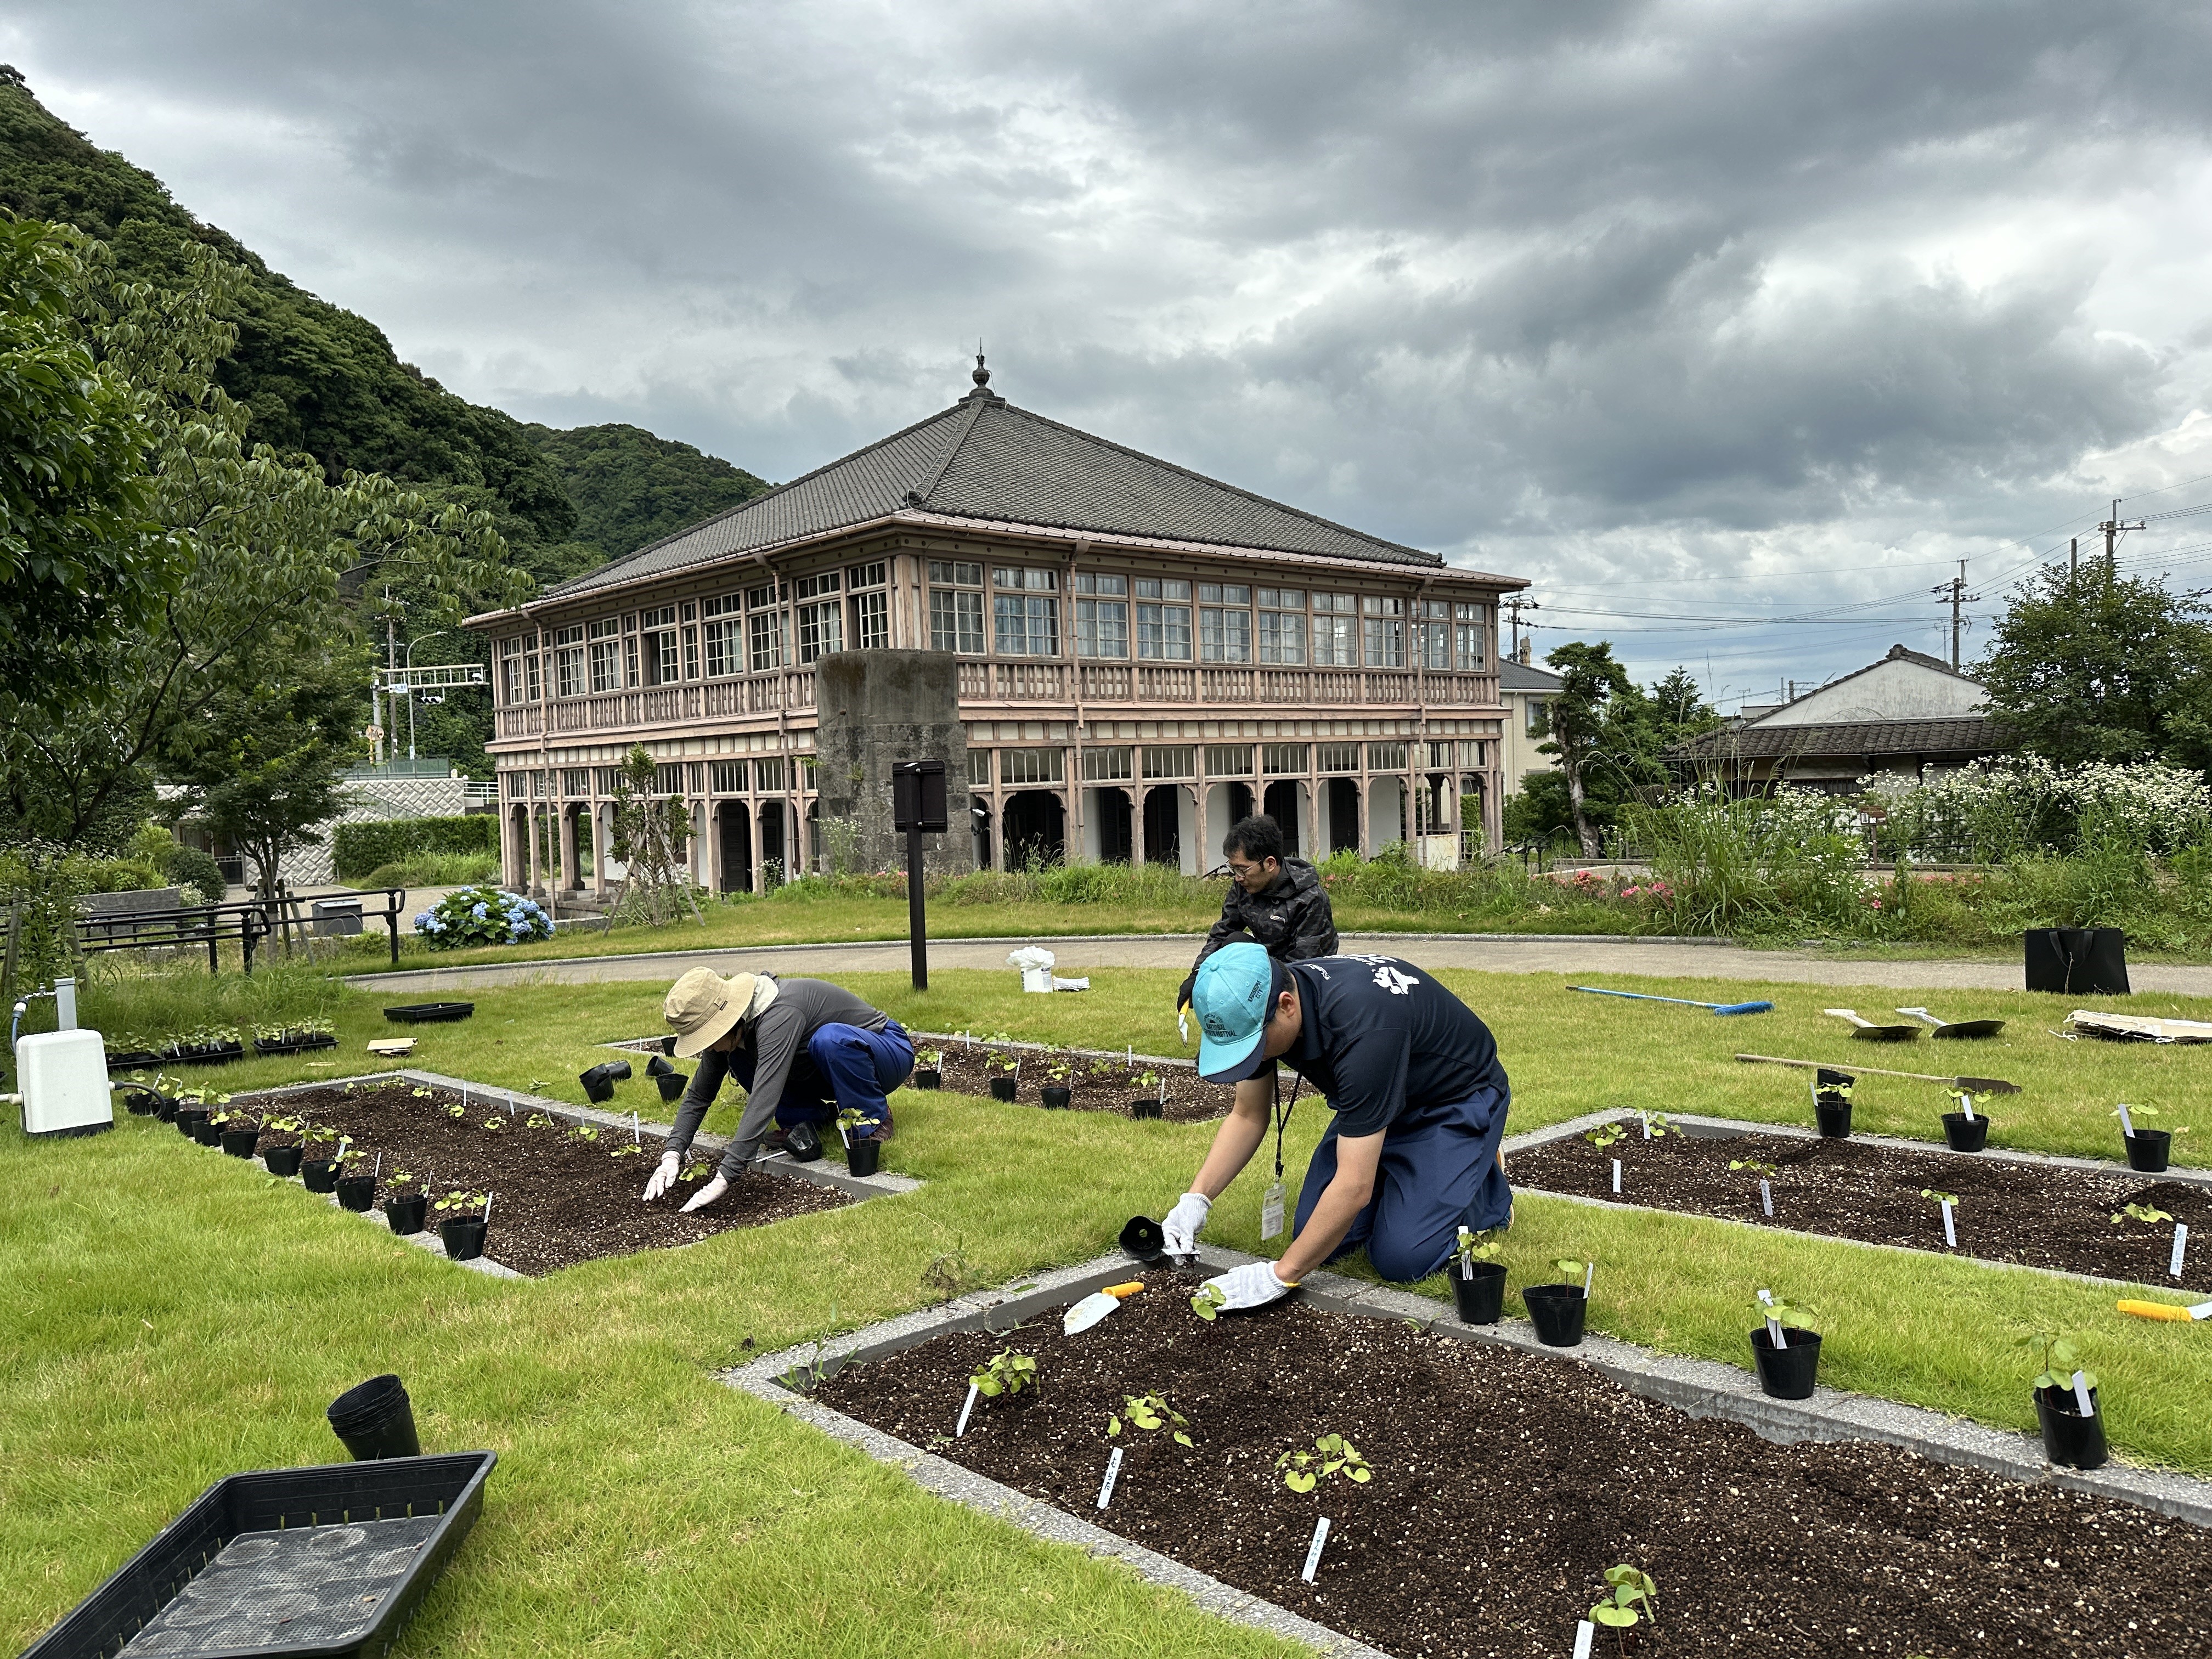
[1325,778,1360,855]
[1085,787,1133,864]
[971,793,994,872]
[1261,780,1302,857]
[1003,789,1066,868]
[1368,776,1406,851]
[806,800,822,876]
[718,801,752,893]
[759,800,788,888]
[1143,786,1183,870]
[1460,774,1486,854]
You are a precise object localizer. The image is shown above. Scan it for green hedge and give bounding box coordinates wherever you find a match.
[332,815,498,883]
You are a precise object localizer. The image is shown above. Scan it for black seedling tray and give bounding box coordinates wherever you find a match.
[24,1451,495,1659]
[380,1003,475,1025]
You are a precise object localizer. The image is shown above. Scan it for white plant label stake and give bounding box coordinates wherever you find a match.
[482,1192,493,1226]
[1611,1159,1622,1195]
[374,1153,382,1179]
[1758,1287,1785,1348]
[1300,1516,1330,1583]
[2117,1103,2136,1137]
[2072,1369,2095,1419]
[1572,1619,1596,1659]
[1158,1073,1167,1108]
[1260,1181,1285,1242]
[1940,1199,1957,1249]
[1638,1113,1650,1141]
[1096,1446,1124,1510]
[1583,1262,1595,1298]
[955,1381,979,1437]
[1760,1179,1774,1217]
[2171,1222,2190,1280]
[632,1111,640,1144]
[1957,1091,1975,1122]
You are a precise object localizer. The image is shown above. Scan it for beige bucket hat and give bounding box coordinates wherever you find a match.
[664,967,768,1058]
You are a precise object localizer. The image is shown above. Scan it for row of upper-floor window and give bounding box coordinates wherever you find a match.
[495,559,1491,702]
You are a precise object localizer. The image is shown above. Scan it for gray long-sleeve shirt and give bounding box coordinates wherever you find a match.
[663,977,890,1175]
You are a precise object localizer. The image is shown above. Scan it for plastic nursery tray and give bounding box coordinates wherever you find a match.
[380,1003,475,1025]
[24,1451,496,1659]
[252,1036,340,1057]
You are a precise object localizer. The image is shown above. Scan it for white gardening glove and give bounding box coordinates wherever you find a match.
[680,1173,730,1212]
[1162,1191,1212,1256]
[642,1151,682,1203]
[1200,1259,1296,1312]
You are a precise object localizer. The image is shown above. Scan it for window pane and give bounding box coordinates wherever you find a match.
[590,639,620,693]
[1080,745,1133,781]
[1259,611,1306,664]
[1368,742,1408,771]
[994,566,1057,592]
[794,571,840,599]
[1000,746,1065,783]
[932,588,985,653]
[704,619,740,677]
[1421,620,1451,670]
[1135,577,1190,601]
[1136,603,1192,661]
[1141,745,1194,778]
[1454,621,1485,670]
[1362,617,1404,668]
[968,748,993,785]
[1317,742,1359,772]
[1077,599,1129,658]
[1200,607,1252,663]
[1261,743,1307,775]
[749,611,784,673]
[1204,743,1251,776]
[1073,572,1127,596]
[851,589,889,650]
[711,759,748,792]
[797,600,843,664]
[1313,615,1357,667]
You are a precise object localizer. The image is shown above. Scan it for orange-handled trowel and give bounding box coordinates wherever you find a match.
[1063,1281,1145,1335]
[2118,1299,2212,1323]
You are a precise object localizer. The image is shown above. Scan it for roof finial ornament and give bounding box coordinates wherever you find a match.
[972,342,990,390]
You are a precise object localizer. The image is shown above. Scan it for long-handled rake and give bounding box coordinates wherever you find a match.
[1568,985,1774,1015]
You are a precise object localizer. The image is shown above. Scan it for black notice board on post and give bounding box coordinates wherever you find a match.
[893,760,949,833]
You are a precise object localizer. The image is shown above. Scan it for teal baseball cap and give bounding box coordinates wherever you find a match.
[1194,941,1286,1083]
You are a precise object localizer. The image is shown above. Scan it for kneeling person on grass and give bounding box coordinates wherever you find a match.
[643,968,912,1211]
[1158,941,1512,1310]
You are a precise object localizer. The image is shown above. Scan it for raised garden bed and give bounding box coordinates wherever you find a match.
[803,1263,2212,1658]
[231,1078,851,1275]
[1510,1115,2212,1293]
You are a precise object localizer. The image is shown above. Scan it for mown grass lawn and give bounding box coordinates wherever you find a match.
[6,962,2209,1653]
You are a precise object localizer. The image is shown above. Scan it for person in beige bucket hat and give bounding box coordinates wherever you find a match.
[644,967,912,1210]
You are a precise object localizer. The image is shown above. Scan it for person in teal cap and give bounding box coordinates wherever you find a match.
[1158,940,1513,1311]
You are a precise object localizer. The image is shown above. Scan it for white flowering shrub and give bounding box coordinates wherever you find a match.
[1863,758,2211,861]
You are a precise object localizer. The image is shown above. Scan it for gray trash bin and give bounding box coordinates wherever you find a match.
[311,897,365,936]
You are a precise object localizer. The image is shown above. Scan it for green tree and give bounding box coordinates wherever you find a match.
[1976,566,2212,777]
[0,215,172,711]
[1539,641,1641,855]
[1507,661,1721,849]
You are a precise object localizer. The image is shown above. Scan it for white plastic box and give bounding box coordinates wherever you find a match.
[16,1029,113,1137]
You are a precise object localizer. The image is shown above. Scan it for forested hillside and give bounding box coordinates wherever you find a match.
[0,66,769,766]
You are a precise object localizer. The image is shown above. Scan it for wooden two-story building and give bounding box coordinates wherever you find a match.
[466,360,1527,896]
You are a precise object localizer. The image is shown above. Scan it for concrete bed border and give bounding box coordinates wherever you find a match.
[230,1069,921,1277]
[1504,1106,2212,1297]
[725,1245,2212,1658]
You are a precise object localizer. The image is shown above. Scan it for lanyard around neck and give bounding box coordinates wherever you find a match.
[1272,1064,1308,1183]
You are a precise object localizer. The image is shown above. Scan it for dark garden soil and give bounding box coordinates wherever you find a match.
[917,1039,1232,1122]
[816,1282,2212,1658]
[232,1080,850,1276]
[1510,1124,2212,1293]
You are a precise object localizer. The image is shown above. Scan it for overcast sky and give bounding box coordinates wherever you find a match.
[12,1,2212,706]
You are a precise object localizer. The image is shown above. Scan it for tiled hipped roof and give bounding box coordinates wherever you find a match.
[543,387,1450,602]
[1676,716,2000,760]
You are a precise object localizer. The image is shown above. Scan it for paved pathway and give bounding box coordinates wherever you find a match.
[349,931,2212,996]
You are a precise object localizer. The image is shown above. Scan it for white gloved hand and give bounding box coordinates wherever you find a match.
[680,1173,730,1213]
[641,1150,682,1203]
[1200,1259,1296,1313]
[1162,1191,1212,1256]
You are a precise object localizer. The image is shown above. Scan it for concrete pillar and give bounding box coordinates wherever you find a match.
[558,805,578,891]
[1357,774,1372,860]
[1193,778,1210,878]
[590,803,608,895]
[525,802,541,896]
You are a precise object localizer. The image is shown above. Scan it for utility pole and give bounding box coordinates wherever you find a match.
[2069,537,2078,582]
[2098,501,2145,600]
[1931,558,1980,670]
[1503,595,1539,661]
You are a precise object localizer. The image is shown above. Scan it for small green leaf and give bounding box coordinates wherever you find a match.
[1347,1466,1370,1482]
[1286,1470,1316,1493]
[1591,1605,1638,1628]
[1172,1431,1192,1447]
[1107,1416,1121,1437]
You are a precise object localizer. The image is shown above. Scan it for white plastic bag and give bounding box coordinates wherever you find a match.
[1007,946,1056,994]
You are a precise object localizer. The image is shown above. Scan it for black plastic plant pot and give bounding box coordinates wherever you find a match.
[846,1138,883,1177]
[990,1077,1018,1102]
[263,1144,303,1177]
[2125,1129,2172,1173]
[326,1373,422,1462]
[785,1122,825,1164]
[2035,1384,2108,1470]
[661,1035,677,1056]
[1523,1284,1587,1347]
[646,1054,675,1077]
[1942,1111,1989,1154]
[1814,1101,1853,1139]
[1130,1097,1163,1120]
[154,1093,179,1122]
[1452,1261,1506,1325]
[104,1049,163,1073]
[656,1071,688,1104]
[385,1193,428,1235]
[301,1159,341,1193]
[192,1117,223,1147]
[336,1175,377,1212]
[120,1087,161,1116]
[220,1126,262,1158]
[174,1109,207,1139]
[383,1001,476,1024]
[913,1068,941,1090]
[441,1216,488,1261]
[1120,1215,1168,1261]
[1041,1085,1072,1110]
[1751,1327,1822,1399]
[579,1059,632,1103]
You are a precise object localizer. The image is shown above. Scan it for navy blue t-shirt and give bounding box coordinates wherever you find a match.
[1275,953,1506,1137]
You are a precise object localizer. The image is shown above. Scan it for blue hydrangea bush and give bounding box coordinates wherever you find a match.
[413,885,553,951]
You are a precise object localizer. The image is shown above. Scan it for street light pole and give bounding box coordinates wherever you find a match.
[402,631,446,763]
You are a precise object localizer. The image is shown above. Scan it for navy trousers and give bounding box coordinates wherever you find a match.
[772,1019,913,1133]
[1291,1082,1513,1282]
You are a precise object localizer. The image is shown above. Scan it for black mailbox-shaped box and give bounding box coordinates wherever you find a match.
[893,760,948,833]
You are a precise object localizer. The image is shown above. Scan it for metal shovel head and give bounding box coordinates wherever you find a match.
[1929,1018,2006,1040]
[1823,1008,1920,1041]
[1063,1291,1123,1335]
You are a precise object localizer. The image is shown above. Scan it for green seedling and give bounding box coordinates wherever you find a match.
[433,1189,488,1215]
[568,1122,602,1142]
[302,1123,338,1149]
[1452,1226,1504,1271]
[991,1049,1021,1075]
[2018,1330,2096,1393]
[481,1116,507,1132]
[1920,1188,1959,1209]
[1756,1292,1817,1330]
[1584,1121,1627,1149]
[1553,1257,1587,1281]
[609,1143,641,1158]
[1729,1158,1779,1179]
[526,1113,554,1129]
[1190,1282,1229,1321]
[1045,1059,1074,1085]
[969,1346,1038,1400]
[445,1102,467,1119]
[1589,1564,1660,1652]
[918,1049,943,1070]
[1637,1110,1681,1139]
[682,1160,711,1181]
[834,1107,871,1139]
[387,1166,424,1195]
[263,1114,301,1137]
[1275,1432,1369,1493]
[2112,1203,2175,1227]
[1107,1392,1190,1446]
[2113,1104,2191,1137]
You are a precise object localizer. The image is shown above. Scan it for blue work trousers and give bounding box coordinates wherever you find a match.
[768,1019,913,1133]
[1291,1082,1512,1282]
